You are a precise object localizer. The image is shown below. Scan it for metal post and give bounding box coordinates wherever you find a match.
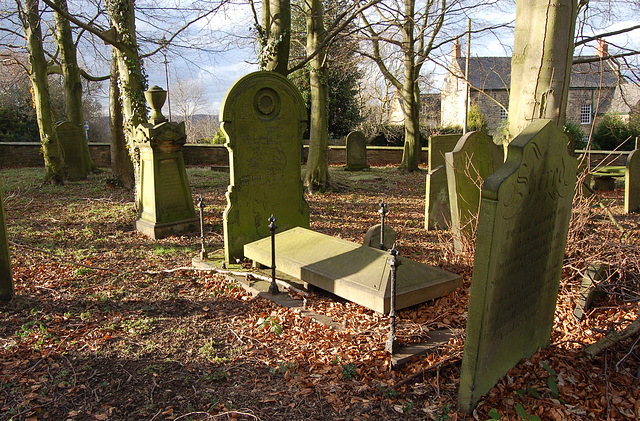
[386,244,401,354]
[197,195,207,260]
[378,201,387,250]
[268,214,279,295]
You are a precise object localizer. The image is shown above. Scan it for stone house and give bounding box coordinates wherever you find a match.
[440,40,624,136]
[388,92,441,127]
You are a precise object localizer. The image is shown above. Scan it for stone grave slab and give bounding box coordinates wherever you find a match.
[625,149,639,213]
[424,134,462,230]
[445,131,504,253]
[56,121,88,181]
[458,120,577,414]
[0,177,13,301]
[221,71,309,263]
[345,130,369,171]
[244,227,462,314]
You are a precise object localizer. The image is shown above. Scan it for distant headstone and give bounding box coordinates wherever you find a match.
[135,86,198,239]
[0,177,13,301]
[345,131,369,171]
[424,134,462,230]
[56,121,88,181]
[625,149,640,213]
[221,71,310,263]
[362,223,396,250]
[458,120,577,413]
[445,131,504,253]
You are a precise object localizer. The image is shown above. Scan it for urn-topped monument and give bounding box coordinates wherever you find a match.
[134,85,197,239]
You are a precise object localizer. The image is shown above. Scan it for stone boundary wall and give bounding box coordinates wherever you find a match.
[0,142,628,169]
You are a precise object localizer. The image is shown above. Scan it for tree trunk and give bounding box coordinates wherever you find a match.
[507,0,577,141]
[303,0,329,191]
[106,0,148,196]
[21,0,65,183]
[260,0,291,75]
[399,0,421,172]
[109,49,134,188]
[54,0,96,177]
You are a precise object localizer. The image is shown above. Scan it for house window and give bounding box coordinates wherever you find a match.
[580,104,592,125]
[500,108,507,121]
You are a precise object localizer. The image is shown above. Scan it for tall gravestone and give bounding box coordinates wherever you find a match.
[424,134,462,230]
[135,86,198,239]
[445,131,504,253]
[0,177,13,301]
[221,71,309,263]
[458,120,577,413]
[56,121,88,181]
[344,131,369,171]
[624,149,639,213]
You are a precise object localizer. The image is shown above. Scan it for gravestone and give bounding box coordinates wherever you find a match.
[458,120,577,413]
[445,131,504,253]
[221,71,309,263]
[344,131,369,171]
[625,149,639,213]
[56,121,88,181]
[0,177,13,301]
[362,223,396,250]
[135,86,198,239]
[424,134,462,230]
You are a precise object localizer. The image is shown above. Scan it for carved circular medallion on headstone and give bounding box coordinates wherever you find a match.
[254,88,281,120]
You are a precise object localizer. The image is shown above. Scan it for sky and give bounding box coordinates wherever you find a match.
[96,1,640,117]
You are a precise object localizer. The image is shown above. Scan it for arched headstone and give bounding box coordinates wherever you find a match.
[221,71,310,263]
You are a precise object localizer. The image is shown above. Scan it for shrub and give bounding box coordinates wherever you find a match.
[467,103,488,133]
[563,120,585,151]
[592,114,639,151]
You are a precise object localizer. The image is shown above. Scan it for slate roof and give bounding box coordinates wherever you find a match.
[453,56,621,90]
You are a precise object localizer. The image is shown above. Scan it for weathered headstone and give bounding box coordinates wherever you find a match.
[344,131,369,171]
[458,120,577,413]
[56,121,88,181]
[135,86,198,239]
[362,223,396,250]
[573,263,608,321]
[221,71,309,263]
[0,177,13,301]
[424,134,462,230]
[625,149,640,213]
[445,131,504,253]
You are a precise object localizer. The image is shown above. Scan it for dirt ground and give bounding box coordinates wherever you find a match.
[0,166,638,420]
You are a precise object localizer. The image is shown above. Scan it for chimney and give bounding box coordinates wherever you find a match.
[596,39,608,57]
[452,38,461,59]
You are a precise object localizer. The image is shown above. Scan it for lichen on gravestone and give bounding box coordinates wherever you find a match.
[458,120,577,414]
[221,72,309,263]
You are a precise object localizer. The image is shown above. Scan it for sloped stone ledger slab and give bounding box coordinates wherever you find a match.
[244,227,462,314]
[221,71,309,263]
[458,120,577,413]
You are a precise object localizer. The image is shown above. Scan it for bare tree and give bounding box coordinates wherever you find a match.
[171,78,209,142]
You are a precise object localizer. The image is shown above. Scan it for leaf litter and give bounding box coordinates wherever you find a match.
[0,165,638,420]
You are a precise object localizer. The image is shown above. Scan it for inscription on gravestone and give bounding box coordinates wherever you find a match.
[458,120,577,413]
[445,131,504,253]
[221,71,309,263]
[345,131,369,171]
[625,149,639,213]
